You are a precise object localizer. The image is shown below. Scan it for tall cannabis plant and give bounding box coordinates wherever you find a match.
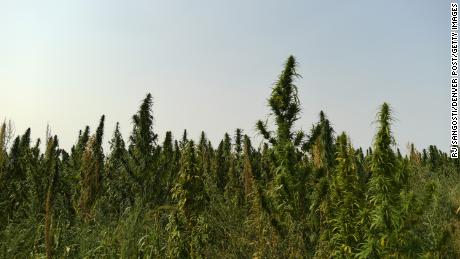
[328,133,363,258]
[79,115,105,220]
[44,136,60,259]
[128,93,159,203]
[168,141,209,258]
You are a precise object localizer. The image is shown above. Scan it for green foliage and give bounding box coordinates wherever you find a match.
[102,122,133,218]
[168,141,209,258]
[79,115,105,220]
[128,93,159,204]
[44,136,60,259]
[242,135,254,203]
[0,57,458,258]
[328,133,364,258]
[252,55,309,257]
[305,111,336,257]
[257,55,302,146]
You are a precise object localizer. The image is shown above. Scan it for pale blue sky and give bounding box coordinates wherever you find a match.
[0,0,449,153]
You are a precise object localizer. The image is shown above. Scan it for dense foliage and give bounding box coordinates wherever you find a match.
[1,56,459,258]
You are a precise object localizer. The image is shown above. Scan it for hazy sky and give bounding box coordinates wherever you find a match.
[0,0,448,153]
